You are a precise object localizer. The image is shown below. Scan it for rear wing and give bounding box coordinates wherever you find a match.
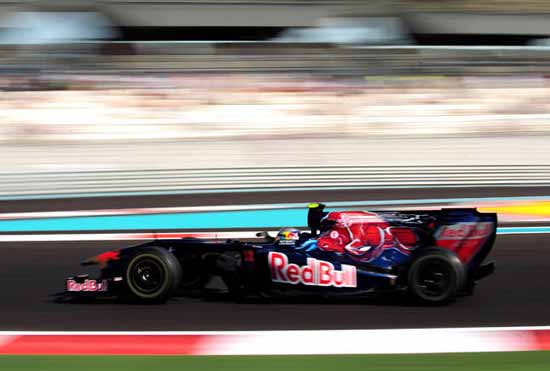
[436,208,497,268]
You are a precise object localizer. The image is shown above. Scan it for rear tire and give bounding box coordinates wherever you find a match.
[124,247,182,303]
[407,248,465,305]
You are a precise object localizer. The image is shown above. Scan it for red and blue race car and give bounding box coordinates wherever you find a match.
[66,203,496,304]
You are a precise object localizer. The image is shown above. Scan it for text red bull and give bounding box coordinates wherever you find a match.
[269,252,357,288]
[435,222,494,240]
[66,279,108,292]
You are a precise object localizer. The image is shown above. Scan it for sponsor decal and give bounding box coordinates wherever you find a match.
[435,222,494,240]
[435,222,494,262]
[66,279,108,292]
[278,230,300,246]
[283,231,299,239]
[279,240,297,246]
[269,252,357,288]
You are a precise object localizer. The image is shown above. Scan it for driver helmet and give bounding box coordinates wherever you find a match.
[275,227,301,246]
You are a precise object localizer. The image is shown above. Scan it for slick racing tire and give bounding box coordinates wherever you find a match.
[407,248,465,305]
[124,246,182,303]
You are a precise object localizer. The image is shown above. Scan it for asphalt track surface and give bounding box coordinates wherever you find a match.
[0,187,549,331]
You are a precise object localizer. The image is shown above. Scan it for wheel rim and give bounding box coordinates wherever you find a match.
[416,259,453,298]
[129,258,165,294]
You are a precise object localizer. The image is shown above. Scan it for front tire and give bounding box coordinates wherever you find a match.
[407,248,465,305]
[124,247,182,303]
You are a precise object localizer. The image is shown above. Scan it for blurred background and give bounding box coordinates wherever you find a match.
[1,0,550,181]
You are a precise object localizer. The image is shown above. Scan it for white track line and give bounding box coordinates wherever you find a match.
[1,325,549,335]
[0,231,281,242]
[0,228,547,242]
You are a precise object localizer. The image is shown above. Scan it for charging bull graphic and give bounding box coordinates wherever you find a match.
[316,211,419,262]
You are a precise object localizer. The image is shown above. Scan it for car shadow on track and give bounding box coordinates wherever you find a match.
[50,291,439,307]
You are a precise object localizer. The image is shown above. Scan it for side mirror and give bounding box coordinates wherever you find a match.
[256,231,274,241]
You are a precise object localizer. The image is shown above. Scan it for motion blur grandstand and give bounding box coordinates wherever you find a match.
[2,0,550,144]
[2,0,550,44]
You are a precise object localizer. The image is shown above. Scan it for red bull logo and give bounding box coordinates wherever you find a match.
[435,222,494,263]
[269,252,357,288]
[277,229,300,246]
[66,279,108,292]
[435,222,494,240]
[280,231,299,239]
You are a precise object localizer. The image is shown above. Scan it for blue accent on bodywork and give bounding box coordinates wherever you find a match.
[368,248,411,270]
[297,239,318,252]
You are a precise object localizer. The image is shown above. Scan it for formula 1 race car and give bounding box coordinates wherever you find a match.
[65,203,497,304]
